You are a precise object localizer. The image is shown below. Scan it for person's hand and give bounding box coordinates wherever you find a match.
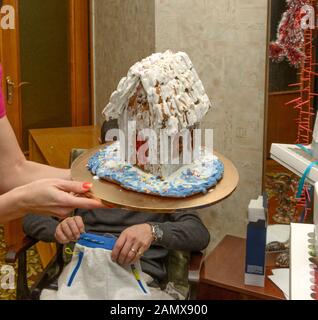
[55,216,85,244]
[16,179,104,219]
[111,224,154,266]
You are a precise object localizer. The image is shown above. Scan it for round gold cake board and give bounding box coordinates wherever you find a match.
[71,145,239,214]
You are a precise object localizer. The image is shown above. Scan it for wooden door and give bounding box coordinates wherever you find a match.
[0,0,24,246]
[0,0,91,252]
[0,0,22,143]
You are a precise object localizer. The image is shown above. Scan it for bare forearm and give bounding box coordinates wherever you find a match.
[1,159,70,193]
[0,116,70,193]
[0,188,25,223]
[19,160,70,184]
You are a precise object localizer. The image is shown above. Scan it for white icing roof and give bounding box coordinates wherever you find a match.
[102,50,213,135]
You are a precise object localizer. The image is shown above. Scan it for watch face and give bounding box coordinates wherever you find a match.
[158,229,163,240]
[154,225,163,241]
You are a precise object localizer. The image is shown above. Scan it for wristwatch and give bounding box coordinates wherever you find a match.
[148,223,163,243]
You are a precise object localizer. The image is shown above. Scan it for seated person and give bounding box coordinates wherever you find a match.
[23,208,210,300]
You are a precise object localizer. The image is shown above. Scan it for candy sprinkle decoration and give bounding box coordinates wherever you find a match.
[87,142,224,198]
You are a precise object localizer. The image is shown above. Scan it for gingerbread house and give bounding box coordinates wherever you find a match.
[102,50,213,179]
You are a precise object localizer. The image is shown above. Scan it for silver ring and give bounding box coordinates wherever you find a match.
[131,248,137,254]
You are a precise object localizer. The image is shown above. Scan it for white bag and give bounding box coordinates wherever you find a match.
[50,233,151,300]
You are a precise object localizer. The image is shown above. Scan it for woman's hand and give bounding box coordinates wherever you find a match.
[111,224,154,266]
[15,179,104,219]
[55,216,85,244]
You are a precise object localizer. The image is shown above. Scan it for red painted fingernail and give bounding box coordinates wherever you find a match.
[83,182,93,189]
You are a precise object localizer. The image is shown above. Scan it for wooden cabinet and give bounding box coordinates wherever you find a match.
[197,236,285,300]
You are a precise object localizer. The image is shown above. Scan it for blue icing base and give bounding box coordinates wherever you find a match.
[87,142,224,198]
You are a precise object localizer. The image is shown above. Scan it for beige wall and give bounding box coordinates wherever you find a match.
[92,0,155,126]
[93,0,268,250]
[155,0,268,250]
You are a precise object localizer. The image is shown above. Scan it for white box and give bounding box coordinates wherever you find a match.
[270,143,318,185]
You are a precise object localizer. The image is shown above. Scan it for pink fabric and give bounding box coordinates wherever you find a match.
[0,64,6,118]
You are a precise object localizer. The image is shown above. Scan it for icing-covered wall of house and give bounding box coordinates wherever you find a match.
[155,0,268,250]
[93,0,268,250]
[92,0,155,125]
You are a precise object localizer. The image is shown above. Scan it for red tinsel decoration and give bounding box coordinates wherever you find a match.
[270,0,312,67]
